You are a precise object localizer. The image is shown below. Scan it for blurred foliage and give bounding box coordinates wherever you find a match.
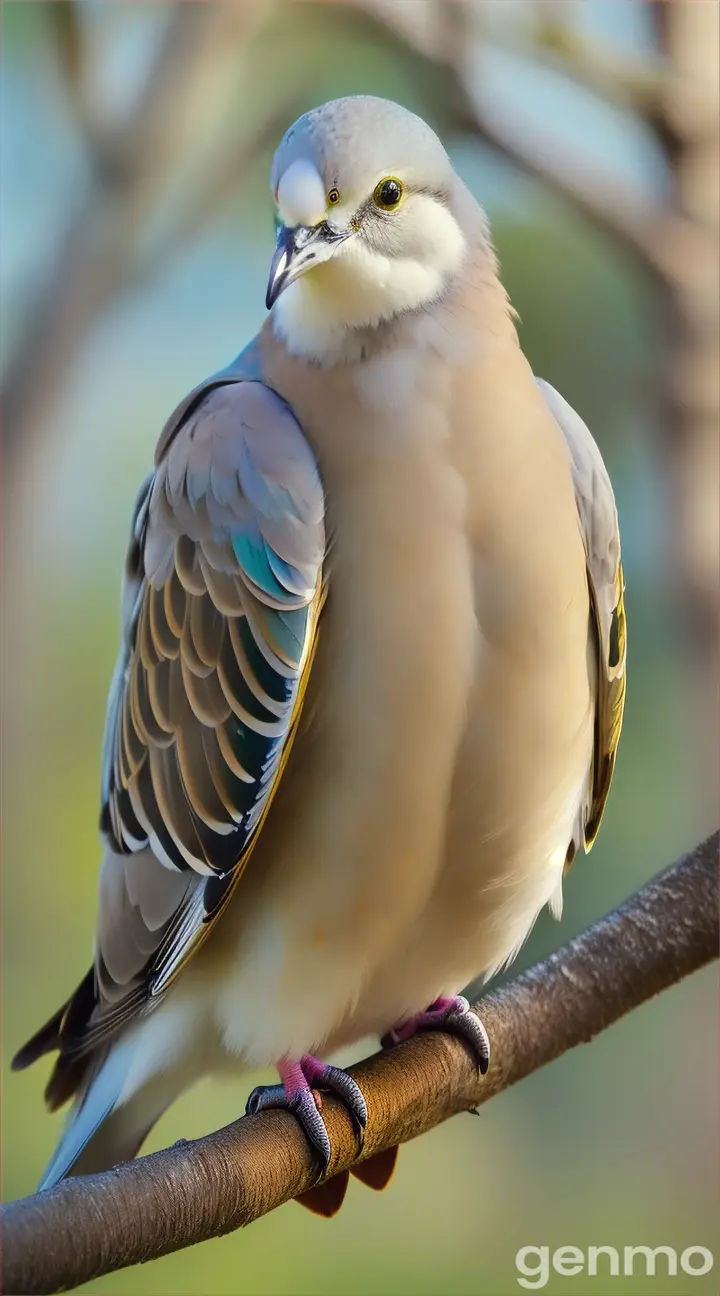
[1,3,717,1294]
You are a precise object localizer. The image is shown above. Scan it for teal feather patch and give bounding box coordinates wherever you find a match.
[232,530,290,603]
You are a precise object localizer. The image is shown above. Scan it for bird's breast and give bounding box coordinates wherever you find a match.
[204,341,481,1061]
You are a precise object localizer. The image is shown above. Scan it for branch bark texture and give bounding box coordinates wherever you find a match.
[1,832,717,1295]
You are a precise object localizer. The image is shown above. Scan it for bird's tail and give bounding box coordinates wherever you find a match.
[38,1041,185,1191]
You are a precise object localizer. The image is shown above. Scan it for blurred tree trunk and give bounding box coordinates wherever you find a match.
[650,1,719,824]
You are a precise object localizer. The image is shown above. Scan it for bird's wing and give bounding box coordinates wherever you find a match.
[537,380,627,852]
[77,379,325,1056]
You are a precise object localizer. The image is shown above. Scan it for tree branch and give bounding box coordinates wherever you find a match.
[453,94,706,287]
[437,0,706,289]
[488,3,675,116]
[1,832,717,1295]
[334,0,707,288]
[1,1,267,470]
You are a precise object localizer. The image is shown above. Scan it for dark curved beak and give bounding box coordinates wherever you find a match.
[266,222,352,310]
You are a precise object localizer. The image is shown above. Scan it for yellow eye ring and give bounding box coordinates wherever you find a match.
[327,188,341,206]
[373,177,404,210]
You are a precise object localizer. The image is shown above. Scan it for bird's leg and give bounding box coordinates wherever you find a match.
[245,1054,367,1171]
[381,995,490,1074]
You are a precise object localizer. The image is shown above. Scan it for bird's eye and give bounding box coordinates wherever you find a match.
[373,177,404,210]
[327,188,341,206]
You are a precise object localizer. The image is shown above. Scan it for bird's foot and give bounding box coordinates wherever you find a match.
[246,1055,367,1171]
[381,995,490,1074]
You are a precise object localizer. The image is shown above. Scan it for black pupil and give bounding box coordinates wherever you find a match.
[380,180,401,206]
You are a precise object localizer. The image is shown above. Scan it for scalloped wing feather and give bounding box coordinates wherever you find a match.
[46,379,325,1064]
[537,379,627,855]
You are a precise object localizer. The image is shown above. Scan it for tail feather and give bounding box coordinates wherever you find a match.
[11,1006,67,1072]
[44,1054,93,1114]
[38,1046,129,1190]
[13,968,96,1101]
[38,1044,192,1191]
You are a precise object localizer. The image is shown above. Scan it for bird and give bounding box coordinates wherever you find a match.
[13,95,626,1215]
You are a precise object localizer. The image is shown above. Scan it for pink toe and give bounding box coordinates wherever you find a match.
[299,1054,328,1087]
[276,1054,329,1093]
[387,995,466,1043]
[389,1014,423,1044]
[276,1058,310,1095]
[427,995,457,1013]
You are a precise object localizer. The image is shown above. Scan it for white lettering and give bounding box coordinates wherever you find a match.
[552,1247,584,1277]
[515,1246,550,1290]
[681,1247,714,1277]
[623,1246,677,1277]
[587,1246,620,1277]
[516,1242,715,1286]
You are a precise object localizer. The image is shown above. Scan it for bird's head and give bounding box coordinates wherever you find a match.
[267,97,466,357]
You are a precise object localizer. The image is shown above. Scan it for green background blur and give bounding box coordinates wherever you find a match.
[1,3,717,1294]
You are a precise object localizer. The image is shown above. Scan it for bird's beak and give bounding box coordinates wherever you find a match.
[266,222,352,310]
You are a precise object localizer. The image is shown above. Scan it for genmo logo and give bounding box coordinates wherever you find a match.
[515,1244,715,1289]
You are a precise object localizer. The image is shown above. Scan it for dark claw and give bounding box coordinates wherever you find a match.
[246,1083,332,1170]
[436,996,491,1075]
[382,996,491,1075]
[320,1065,368,1137]
[245,1081,285,1116]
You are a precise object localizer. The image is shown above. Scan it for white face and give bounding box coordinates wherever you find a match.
[268,157,466,360]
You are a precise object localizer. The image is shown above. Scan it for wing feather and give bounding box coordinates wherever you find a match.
[537,379,627,852]
[29,379,325,1069]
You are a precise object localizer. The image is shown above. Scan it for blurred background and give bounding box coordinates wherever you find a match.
[1,2,718,1293]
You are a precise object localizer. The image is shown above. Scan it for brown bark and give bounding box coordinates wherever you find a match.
[1,832,717,1296]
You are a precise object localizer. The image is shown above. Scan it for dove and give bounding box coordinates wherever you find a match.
[14,95,626,1215]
